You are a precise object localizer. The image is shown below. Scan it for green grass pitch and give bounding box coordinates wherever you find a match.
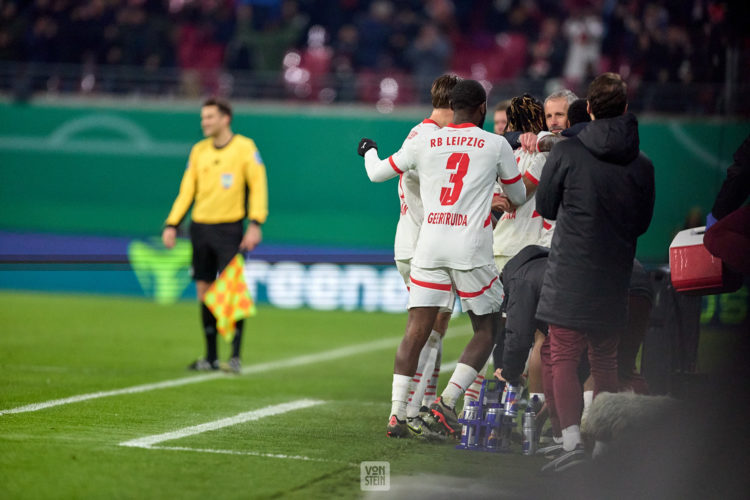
[0,291,555,499]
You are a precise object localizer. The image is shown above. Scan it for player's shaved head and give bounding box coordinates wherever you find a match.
[450,79,486,111]
[431,74,461,109]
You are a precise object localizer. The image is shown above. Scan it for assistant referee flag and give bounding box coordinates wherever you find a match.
[203,254,256,341]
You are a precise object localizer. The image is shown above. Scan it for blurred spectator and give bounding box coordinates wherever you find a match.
[562,7,604,88]
[406,22,452,103]
[527,17,567,96]
[353,0,392,70]
[176,3,229,96]
[0,1,25,61]
[0,0,744,111]
[226,1,307,74]
[225,5,256,71]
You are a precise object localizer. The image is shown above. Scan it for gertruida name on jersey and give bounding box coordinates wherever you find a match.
[430,136,485,148]
[426,211,468,226]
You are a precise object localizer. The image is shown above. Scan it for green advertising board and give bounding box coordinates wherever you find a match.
[0,100,748,261]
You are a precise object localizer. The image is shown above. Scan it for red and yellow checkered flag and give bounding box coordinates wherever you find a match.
[203,254,256,342]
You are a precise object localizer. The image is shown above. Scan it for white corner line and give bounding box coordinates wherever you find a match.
[1,322,473,417]
[146,445,357,466]
[119,399,324,448]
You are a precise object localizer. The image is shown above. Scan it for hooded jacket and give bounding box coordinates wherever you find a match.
[496,245,550,383]
[534,113,655,333]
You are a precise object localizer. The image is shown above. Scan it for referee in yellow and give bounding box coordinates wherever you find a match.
[162,97,268,373]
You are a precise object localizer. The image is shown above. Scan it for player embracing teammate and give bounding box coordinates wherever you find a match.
[359,79,526,438]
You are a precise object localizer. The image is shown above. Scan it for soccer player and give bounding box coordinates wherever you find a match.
[488,94,552,411]
[359,79,526,438]
[492,94,552,273]
[493,99,511,134]
[463,94,552,415]
[359,74,460,438]
[162,97,268,373]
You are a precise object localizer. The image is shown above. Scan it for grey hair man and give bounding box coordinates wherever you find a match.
[544,89,578,134]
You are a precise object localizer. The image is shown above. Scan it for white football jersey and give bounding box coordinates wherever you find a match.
[394,119,440,260]
[493,149,555,258]
[388,123,525,270]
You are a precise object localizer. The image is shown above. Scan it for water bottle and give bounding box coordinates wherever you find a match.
[522,401,537,455]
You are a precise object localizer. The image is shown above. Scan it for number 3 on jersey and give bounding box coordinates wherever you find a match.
[439,152,469,205]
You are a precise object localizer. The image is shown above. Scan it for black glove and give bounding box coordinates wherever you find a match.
[357,138,377,157]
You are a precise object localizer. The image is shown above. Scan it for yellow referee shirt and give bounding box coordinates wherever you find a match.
[165,134,268,226]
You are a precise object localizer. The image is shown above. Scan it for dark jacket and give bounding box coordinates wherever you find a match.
[711,134,750,219]
[535,113,655,334]
[497,245,549,384]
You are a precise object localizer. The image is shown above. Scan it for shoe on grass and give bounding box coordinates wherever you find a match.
[187,358,219,371]
[407,415,446,442]
[425,397,461,437]
[386,415,410,438]
[220,357,241,374]
[540,445,588,474]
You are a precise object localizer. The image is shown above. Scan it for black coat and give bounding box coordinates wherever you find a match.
[497,245,549,384]
[711,134,750,219]
[535,113,655,334]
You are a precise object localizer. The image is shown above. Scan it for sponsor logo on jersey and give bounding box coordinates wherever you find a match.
[221,173,234,189]
[254,150,265,165]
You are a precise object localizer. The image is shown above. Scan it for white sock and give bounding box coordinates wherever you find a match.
[561,425,581,451]
[390,374,412,421]
[440,363,478,408]
[422,337,442,407]
[581,390,594,422]
[463,360,489,409]
[407,331,440,418]
[530,393,545,405]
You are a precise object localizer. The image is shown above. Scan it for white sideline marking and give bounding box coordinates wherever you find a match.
[0,371,225,416]
[120,399,324,448]
[118,400,350,465]
[146,446,354,466]
[0,322,473,416]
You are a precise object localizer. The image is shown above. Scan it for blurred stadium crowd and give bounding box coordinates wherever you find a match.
[0,0,747,113]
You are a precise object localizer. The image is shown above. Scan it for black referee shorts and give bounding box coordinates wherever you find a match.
[190,221,243,282]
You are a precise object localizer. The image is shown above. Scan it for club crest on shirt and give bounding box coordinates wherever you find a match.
[221,173,233,189]
[254,150,265,165]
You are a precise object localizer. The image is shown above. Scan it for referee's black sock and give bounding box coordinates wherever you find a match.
[231,320,244,359]
[201,304,218,363]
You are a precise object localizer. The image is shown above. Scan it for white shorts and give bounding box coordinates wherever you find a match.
[408,264,503,315]
[397,259,455,313]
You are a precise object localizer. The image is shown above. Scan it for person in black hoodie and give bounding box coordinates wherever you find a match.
[533,72,655,471]
[704,134,750,274]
